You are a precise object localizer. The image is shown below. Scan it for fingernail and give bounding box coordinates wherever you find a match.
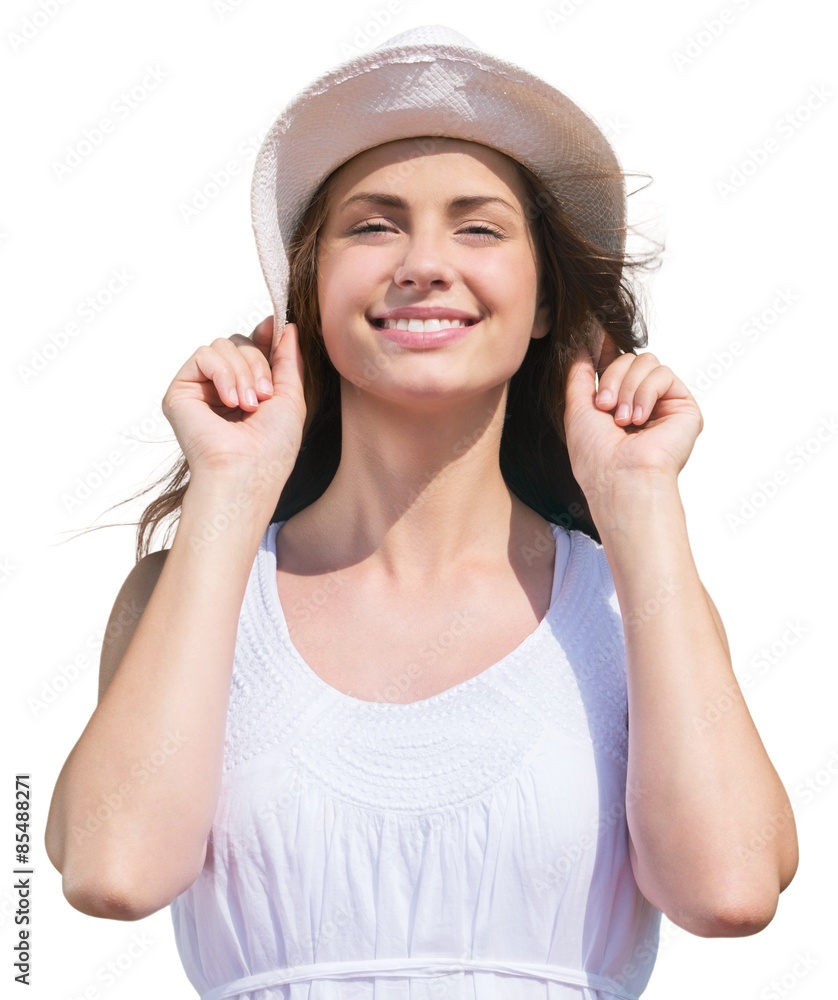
[615,403,629,421]
[597,389,613,406]
[257,377,272,394]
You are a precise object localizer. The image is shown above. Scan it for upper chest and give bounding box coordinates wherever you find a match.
[274,551,557,704]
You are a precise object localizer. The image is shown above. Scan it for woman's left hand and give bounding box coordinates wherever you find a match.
[562,328,704,501]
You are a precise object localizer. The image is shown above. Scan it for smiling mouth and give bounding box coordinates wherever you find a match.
[369,317,479,332]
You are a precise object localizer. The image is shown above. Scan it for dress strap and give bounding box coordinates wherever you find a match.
[201,957,638,1000]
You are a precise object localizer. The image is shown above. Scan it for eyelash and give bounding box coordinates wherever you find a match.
[347,222,506,241]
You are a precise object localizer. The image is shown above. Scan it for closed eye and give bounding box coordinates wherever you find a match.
[347,222,393,235]
[347,222,507,240]
[460,224,506,240]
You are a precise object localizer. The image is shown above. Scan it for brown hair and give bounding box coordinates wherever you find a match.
[94,150,660,562]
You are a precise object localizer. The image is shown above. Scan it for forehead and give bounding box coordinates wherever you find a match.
[326,136,528,205]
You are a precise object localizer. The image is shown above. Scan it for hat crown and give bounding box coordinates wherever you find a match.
[251,23,626,328]
[371,24,478,53]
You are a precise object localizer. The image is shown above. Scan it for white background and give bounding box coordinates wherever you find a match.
[3,0,835,997]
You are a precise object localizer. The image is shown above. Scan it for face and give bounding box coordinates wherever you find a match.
[315,137,549,406]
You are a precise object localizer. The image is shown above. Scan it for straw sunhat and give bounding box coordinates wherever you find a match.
[250,23,625,329]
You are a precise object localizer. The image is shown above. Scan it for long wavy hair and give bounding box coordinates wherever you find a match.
[95,148,660,562]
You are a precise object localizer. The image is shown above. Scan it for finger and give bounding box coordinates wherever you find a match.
[177,344,240,410]
[202,337,263,411]
[596,352,660,423]
[593,351,635,409]
[174,379,235,410]
[627,364,679,424]
[612,358,662,424]
[214,336,269,410]
[227,333,274,398]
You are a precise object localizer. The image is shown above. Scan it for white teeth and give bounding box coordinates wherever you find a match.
[379,317,470,332]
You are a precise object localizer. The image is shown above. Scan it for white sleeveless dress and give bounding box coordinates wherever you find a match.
[170,518,661,999]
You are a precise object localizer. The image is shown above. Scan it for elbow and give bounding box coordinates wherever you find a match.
[668,885,781,938]
[63,880,152,922]
[61,869,168,921]
[45,823,156,920]
[59,855,203,921]
[47,821,207,920]
[631,820,798,939]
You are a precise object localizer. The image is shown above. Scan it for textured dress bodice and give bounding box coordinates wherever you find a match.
[170,519,660,999]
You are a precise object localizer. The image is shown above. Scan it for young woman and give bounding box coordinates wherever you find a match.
[46,24,798,1000]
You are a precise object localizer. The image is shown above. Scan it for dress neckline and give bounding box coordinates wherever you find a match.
[259,518,574,710]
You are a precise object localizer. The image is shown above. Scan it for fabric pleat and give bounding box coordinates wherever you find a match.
[170,520,660,999]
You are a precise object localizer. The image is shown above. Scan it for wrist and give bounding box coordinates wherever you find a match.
[580,471,683,533]
[187,460,291,507]
[180,467,289,546]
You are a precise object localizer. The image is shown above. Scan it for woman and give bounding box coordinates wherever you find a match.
[46,24,798,1000]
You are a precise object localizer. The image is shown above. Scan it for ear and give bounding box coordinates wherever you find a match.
[531,294,550,340]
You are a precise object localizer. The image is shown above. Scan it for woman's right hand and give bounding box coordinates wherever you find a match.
[162,317,306,488]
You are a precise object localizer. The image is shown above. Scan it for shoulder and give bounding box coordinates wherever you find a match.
[97,549,170,702]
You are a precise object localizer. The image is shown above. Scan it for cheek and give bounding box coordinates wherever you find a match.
[516,255,541,298]
[317,253,376,318]
[479,255,540,314]
[316,269,355,342]
[315,263,373,375]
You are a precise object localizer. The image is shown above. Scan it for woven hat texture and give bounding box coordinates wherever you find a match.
[250,23,626,328]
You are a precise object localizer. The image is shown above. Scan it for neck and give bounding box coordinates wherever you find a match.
[294,381,548,583]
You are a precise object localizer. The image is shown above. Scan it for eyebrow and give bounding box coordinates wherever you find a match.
[338,192,520,215]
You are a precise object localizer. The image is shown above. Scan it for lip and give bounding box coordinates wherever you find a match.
[370,306,481,322]
[373,317,479,349]
[367,305,481,349]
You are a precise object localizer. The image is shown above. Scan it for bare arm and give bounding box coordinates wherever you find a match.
[592,475,799,937]
[561,335,799,937]
[45,472,282,920]
[96,549,169,705]
[46,314,305,919]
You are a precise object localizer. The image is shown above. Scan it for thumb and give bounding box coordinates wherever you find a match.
[250,314,274,354]
[270,321,304,391]
[592,324,622,376]
[565,339,597,406]
[558,340,596,447]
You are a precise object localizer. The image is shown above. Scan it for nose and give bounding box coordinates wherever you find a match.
[392,229,456,290]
